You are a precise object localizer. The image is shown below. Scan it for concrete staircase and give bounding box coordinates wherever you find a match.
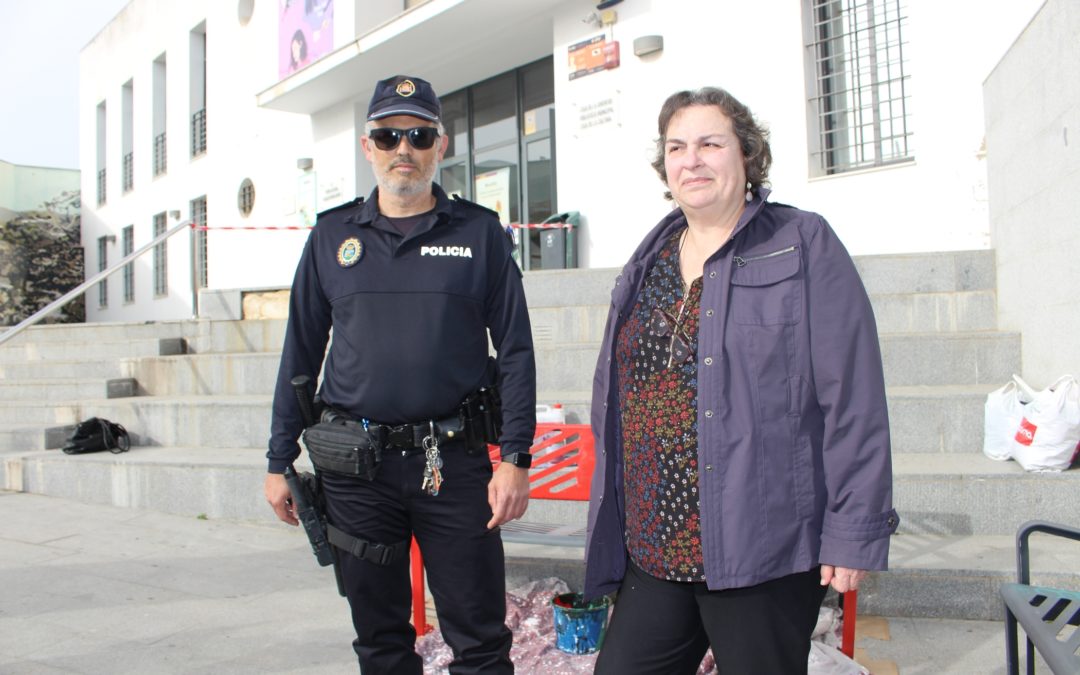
[2,249,1078,621]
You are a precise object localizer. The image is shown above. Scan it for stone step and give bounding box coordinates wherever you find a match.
[534,331,1020,393]
[0,357,130,381]
[881,332,1021,386]
[870,290,997,334]
[6,443,1073,541]
[0,337,171,363]
[0,395,272,448]
[0,378,118,402]
[7,446,1075,622]
[1,318,286,357]
[502,532,1080,622]
[520,250,994,305]
[886,385,992,455]
[853,249,995,296]
[892,453,1080,536]
[527,289,1001,346]
[0,382,1001,457]
[1,319,194,345]
[864,533,1080,621]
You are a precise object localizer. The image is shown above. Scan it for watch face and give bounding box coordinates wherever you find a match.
[507,453,532,468]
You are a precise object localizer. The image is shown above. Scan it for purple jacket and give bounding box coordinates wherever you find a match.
[584,191,899,598]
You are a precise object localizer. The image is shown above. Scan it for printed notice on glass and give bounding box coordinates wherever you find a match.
[474,167,511,224]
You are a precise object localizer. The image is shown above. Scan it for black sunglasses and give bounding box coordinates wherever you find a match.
[369,126,441,151]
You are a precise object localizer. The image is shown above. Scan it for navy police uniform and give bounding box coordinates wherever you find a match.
[268,183,536,673]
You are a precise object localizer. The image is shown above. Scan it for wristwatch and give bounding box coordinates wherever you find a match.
[501,452,532,468]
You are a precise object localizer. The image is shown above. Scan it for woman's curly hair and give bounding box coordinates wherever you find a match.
[651,87,772,202]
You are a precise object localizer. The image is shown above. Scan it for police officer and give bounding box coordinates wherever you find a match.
[264,75,536,674]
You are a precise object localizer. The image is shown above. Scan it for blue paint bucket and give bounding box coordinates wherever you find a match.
[551,592,611,654]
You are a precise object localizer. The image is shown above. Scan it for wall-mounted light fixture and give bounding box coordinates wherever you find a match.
[169,209,181,221]
[633,35,664,57]
[297,157,314,171]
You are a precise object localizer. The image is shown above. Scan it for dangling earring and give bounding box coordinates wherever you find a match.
[745,181,753,202]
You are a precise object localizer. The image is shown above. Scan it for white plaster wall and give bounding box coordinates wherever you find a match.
[552,0,1045,268]
[80,0,313,322]
[79,0,1051,324]
[984,0,1080,386]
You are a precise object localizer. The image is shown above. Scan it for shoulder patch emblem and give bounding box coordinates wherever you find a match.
[337,237,363,267]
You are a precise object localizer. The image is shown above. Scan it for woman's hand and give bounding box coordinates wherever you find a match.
[820,565,867,593]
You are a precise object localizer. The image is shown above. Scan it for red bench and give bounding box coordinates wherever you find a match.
[408,423,857,659]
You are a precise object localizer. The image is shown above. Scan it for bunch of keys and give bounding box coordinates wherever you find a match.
[421,421,444,496]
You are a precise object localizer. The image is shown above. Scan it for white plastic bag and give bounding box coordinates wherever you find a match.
[983,375,1032,461]
[807,641,870,675]
[1010,375,1080,472]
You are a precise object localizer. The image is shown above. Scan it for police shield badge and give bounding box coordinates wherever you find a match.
[337,237,363,267]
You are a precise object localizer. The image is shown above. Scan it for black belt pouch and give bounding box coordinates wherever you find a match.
[302,420,381,480]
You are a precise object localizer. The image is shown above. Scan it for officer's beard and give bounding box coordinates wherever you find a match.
[378,155,437,198]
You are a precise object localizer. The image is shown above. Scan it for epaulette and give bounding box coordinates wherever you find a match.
[451,194,499,219]
[317,196,364,218]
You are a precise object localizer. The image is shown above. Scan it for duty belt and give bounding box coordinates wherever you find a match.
[360,414,468,451]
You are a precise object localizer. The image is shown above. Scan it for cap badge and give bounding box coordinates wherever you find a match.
[395,79,416,97]
[337,237,364,267]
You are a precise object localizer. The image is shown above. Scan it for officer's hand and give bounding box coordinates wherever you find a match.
[487,462,529,529]
[265,472,299,526]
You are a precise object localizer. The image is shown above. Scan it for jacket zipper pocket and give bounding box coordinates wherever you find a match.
[733,245,797,267]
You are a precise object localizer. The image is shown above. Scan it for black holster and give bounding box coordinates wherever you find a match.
[460,386,503,453]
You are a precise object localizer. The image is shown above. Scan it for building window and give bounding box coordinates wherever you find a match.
[438,57,556,270]
[122,80,134,192]
[154,133,167,176]
[237,178,254,217]
[805,0,912,176]
[122,225,135,303]
[153,53,168,176]
[190,24,207,157]
[153,212,168,297]
[123,152,134,192]
[97,236,109,308]
[191,108,207,157]
[192,196,208,288]
[96,101,107,205]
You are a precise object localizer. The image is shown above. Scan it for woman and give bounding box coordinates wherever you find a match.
[584,87,899,674]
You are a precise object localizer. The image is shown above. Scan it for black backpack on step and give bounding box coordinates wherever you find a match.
[62,418,131,454]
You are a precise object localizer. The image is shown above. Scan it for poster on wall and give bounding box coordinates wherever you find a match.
[474,167,511,224]
[568,35,612,80]
[279,0,334,79]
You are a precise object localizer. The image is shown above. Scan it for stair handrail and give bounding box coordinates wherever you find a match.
[0,218,194,347]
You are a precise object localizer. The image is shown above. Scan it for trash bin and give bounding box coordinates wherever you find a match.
[537,211,580,270]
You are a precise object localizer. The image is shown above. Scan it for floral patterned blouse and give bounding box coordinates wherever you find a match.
[615,228,705,582]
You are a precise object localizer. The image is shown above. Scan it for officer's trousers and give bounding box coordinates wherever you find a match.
[321,444,512,675]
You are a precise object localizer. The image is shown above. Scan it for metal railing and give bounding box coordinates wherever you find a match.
[0,218,194,347]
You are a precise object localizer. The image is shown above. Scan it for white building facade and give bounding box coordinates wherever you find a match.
[80,0,1046,322]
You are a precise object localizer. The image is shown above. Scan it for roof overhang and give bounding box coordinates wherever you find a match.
[257,0,564,115]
